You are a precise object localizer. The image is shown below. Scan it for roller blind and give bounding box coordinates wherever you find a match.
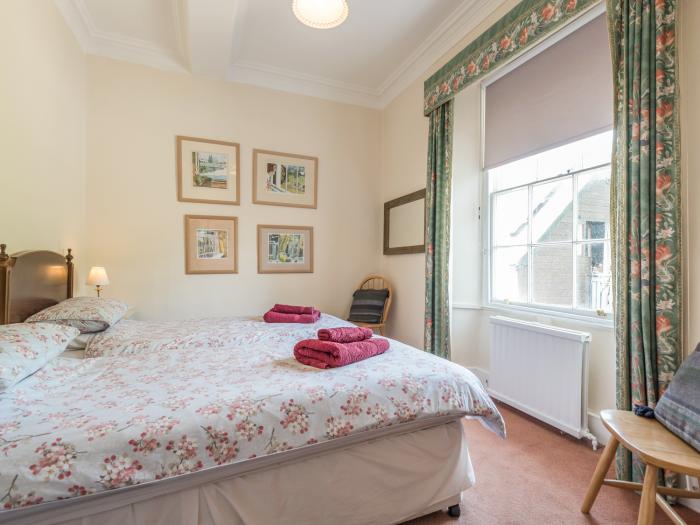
[484,14,613,169]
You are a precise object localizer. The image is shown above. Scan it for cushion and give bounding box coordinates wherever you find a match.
[348,288,389,324]
[0,323,79,392]
[26,297,129,333]
[654,344,700,452]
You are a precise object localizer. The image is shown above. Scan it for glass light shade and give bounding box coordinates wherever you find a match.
[87,266,110,286]
[292,0,349,29]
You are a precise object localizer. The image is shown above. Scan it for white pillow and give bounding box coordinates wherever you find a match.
[26,297,129,333]
[0,323,79,392]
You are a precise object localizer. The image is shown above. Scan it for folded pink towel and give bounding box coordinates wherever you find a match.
[294,338,389,369]
[318,327,373,343]
[264,309,320,324]
[273,304,315,315]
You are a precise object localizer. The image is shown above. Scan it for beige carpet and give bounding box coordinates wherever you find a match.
[405,404,700,525]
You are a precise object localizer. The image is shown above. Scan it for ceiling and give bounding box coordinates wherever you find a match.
[55,0,503,108]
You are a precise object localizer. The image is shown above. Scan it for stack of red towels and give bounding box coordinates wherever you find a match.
[263,304,321,324]
[294,327,390,369]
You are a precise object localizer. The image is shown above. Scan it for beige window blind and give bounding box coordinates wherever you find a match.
[484,14,613,169]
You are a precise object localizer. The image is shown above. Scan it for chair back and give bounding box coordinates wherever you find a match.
[356,275,392,324]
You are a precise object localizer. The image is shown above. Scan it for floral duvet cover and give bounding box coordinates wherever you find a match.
[0,315,504,510]
[84,315,361,358]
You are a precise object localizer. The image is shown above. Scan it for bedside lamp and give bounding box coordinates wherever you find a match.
[87,266,110,298]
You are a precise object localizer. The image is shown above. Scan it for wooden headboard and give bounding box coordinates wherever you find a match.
[0,244,74,324]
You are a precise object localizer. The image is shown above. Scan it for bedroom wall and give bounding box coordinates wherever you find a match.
[85,56,381,320]
[0,1,87,286]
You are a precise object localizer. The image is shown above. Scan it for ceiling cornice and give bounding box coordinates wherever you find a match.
[227,0,503,109]
[228,60,384,109]
[226,0,382,108]
[377,0,503,107]
[54,0,189,73]
[55,0,504,109]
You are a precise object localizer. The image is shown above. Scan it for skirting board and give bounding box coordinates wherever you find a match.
[467,367,610,445]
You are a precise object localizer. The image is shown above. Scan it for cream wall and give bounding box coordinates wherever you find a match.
[378,79,428,349]
[85,57,381,320]
[450,83,485,368]
[0,1,87,286]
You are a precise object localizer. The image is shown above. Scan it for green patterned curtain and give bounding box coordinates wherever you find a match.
[607,0,682,482]
[424,101,453,359]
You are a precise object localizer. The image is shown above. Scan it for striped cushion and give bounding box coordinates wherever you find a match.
[348,289,389,324]
[654,344,700,452]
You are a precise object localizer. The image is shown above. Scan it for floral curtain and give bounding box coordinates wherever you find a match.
[607,0,682,482]
[424,101,453,359]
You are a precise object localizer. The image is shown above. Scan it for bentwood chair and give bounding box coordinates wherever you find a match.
[581,409,700,525]
[349,275,392,335]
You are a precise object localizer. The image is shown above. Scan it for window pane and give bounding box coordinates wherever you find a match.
[532,245,572,307]
[492,246,528,303]
[575,242,612,312]
[577,167,611,240]
[580,130,613,169]
[487,130,613,316]
[492,189,528,246]
[489,156,538,192]
[532,177,573,243]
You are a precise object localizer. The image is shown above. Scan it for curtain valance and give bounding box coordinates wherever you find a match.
[423,0,600,116]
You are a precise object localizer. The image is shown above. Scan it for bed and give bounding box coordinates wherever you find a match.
[0,246,505,525]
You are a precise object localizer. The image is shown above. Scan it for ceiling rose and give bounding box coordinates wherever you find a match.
[292,0,349,29]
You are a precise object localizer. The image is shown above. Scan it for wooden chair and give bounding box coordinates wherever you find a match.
[350,275,392,335]
[581,409,700,525]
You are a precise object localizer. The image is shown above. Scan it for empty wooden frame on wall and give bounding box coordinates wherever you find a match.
[383,189,426,255]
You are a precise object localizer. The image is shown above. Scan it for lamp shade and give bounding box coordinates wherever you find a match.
[87,266,110,286]
[292,0,348,29]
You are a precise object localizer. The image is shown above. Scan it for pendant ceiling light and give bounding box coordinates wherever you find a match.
[292,0,349,29]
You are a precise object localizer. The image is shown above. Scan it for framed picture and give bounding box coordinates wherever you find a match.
[257,225,313,274]
[253,149,318,209]
[177,136,240,205]
[184,215,238,274]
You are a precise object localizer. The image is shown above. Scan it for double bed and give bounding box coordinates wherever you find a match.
[0,247,504,525]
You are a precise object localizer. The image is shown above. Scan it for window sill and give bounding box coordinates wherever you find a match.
[482,302,614,330]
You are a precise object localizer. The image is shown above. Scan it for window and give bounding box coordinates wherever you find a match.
[487,131,613,318]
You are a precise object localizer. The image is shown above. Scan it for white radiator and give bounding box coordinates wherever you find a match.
[488,316,596,448]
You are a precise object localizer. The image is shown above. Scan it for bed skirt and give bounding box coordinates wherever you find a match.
[6,419,473,525]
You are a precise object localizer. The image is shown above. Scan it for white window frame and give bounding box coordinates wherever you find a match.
[484,162,612,322]
[477,1,613,327]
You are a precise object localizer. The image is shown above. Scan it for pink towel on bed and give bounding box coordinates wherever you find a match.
[263,309,321,324]
[293,337,389,369]
[317,327,373,343]
[273,304,315,315]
